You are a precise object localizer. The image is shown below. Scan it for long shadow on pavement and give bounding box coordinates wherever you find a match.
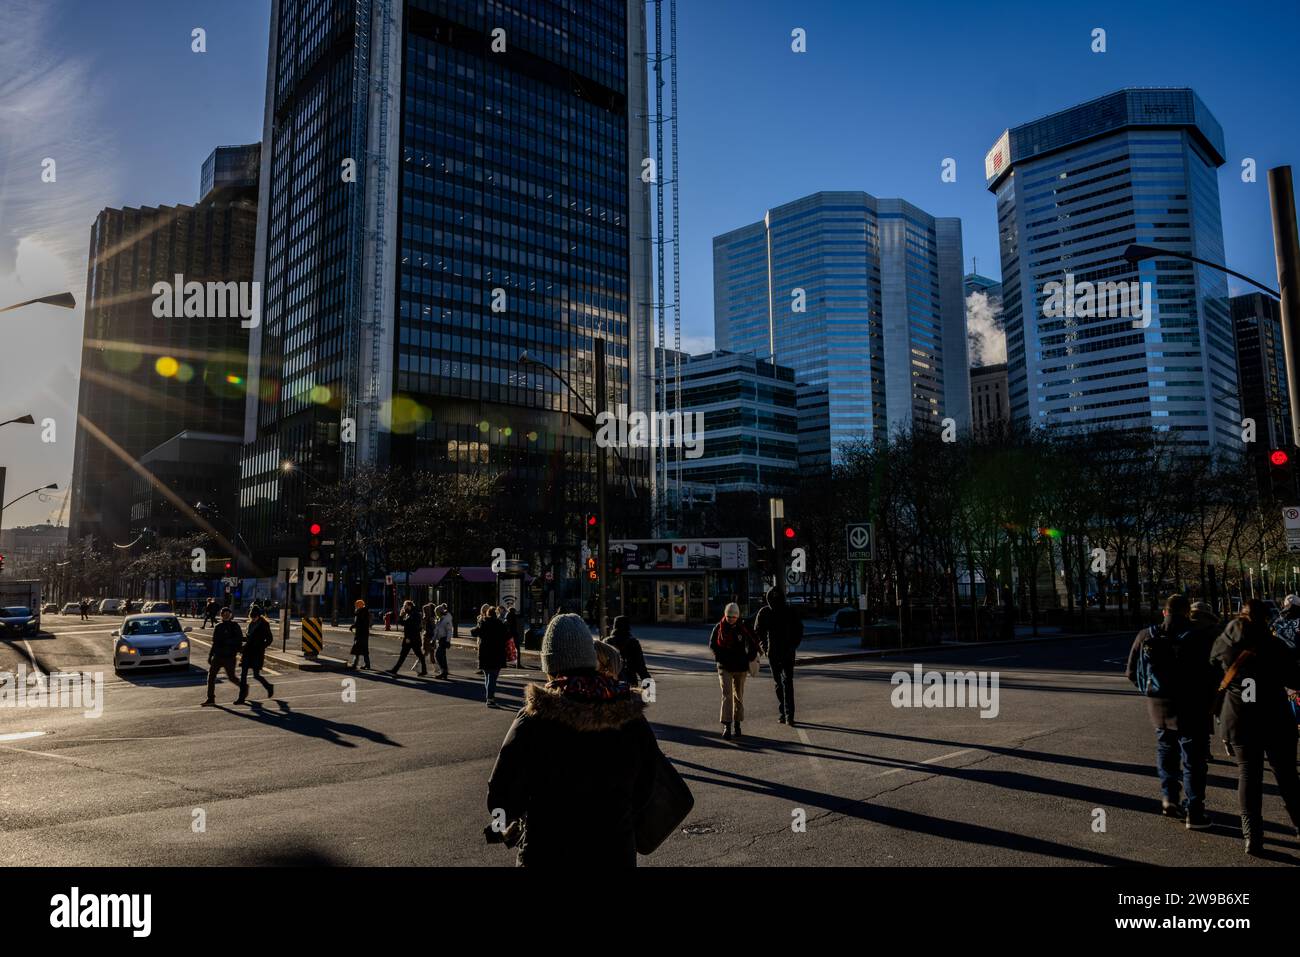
[214,698,403,749]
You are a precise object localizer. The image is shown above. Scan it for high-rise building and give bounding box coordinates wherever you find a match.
[964,272,1006,369]
[985,88,1238,449]
[241,1,653,586]
[1232,293,1292,495]
[970,362,1010,435]
[200,144,261,203]
[68,154,257,548]
[713,191,969,465]
[656,349,798,498]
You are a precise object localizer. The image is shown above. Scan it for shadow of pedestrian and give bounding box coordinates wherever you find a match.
[215,699,402,749]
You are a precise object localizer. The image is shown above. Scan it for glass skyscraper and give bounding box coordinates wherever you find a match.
[985,88,1239,449]
[241,0,653,580]
[713,191,969,465]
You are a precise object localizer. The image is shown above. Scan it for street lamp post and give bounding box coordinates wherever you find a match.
[520,344,616,637]
[0,292,76,314]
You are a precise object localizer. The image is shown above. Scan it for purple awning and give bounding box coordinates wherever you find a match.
[457,567,497,583]
[409,567,450,586]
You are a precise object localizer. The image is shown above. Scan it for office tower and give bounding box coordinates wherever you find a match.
[970,363,1010,435]
[713,191,969,465]
[656,349,798,498]
[985,88,1238,449]
[241,0,653,582]
[1232,293,1292,496]
[68,154,257,548]
[200,144,261,203]
[965,271,1006,368]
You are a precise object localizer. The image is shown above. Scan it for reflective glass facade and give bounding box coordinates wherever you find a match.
[986,88,1238,449]
[713,191,968,464]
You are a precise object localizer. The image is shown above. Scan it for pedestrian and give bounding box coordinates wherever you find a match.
[202,598,216,629]
[503,605,524,669]
[594,638,624,681]
[201,606,244,707]
[79,598,89,621]
[349,599,372,670]
[605,615,650,689]
[474,603,491,675]
[392,599,428,676]
[472,605,509,706]
[1271,593,1300,651]
[234,604,275,704]
[421,601,438,665]
[1124,594,1217,828]
[709,601,758,740]
[485,612,663,867]
[432,603,454,679]
[754,586,803,727]
[1211,597,1300,855]
[1191,600,1234,758]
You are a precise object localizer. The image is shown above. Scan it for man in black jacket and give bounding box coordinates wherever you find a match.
[235,605,275,704]
[754,587,803,726]
[202,606,244,706]
[1124,594,1217,828]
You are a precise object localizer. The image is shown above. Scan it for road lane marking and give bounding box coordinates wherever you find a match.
[0,731,46,741]
[874,748,977,777]
[794,726,833,789]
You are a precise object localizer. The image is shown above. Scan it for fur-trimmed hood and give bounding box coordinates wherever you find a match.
[523,682,646,732]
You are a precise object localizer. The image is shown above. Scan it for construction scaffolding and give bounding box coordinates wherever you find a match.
[648,0,681,535]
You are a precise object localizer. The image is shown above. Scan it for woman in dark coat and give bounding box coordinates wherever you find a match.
[234,604,275,704]
[1211,597,1300,855]
[391,599,428,676]
[708,601,758,740]
[606,615,651,687]
[472,606,509,706]
[349,599,372,670]
[486,613,663,867]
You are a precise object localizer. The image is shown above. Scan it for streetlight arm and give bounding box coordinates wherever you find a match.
[3,483,59,511]
[1123,244,1280,299]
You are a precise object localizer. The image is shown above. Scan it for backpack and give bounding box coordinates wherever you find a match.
[1135,623,1190,696]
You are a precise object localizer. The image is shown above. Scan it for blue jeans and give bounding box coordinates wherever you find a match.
[1155,726,1208,808]
[484,669,500,701]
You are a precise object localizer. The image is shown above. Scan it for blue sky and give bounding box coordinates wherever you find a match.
[2,0,1297,524]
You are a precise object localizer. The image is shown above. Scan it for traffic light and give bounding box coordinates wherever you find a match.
[0,554,5,573]
[586,556,598,581]
[783,525,796,541]
[224,561,232,572]
[1269,447,1297,504]
[1272,449,1290,467]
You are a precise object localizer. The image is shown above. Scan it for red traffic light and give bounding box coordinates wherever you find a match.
[784,526,796,539]
[586,514,597,527]
[309,522,322,535]
[224,562,232,571]
[1271,449,1290,467]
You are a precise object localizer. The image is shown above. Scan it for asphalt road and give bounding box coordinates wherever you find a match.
[3,614,1299,866]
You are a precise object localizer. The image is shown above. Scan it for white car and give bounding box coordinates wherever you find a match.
[98,598,124,615]
[60,602,81,615]
[112,614,192,673]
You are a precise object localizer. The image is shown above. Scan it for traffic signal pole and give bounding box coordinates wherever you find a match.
[1269,166,1300,448]
[595,337,609,638]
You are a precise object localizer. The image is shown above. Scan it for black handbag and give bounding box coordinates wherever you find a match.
[634,749,694,855]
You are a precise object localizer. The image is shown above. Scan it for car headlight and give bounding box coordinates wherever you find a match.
[117,642,137,655]
[176,640,189,650]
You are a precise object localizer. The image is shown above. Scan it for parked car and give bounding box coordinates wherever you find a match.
[112,614,192,673]
[60,602,81,615]
[98,598,124,615]
[0,606,40,637]
[827,607,857,630]
[142,601,172,613]
[42,602,58,614]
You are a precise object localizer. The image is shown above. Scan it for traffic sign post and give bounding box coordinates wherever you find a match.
[846,522,875,647]
[1284,507,1300,553]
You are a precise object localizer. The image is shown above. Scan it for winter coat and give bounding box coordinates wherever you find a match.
[486,675,661,867]
[607,621,650,684]
[1123,616,1217,731]
[350,608,371,655]
[241,617,274,668]
[209,620,244,660]
[473,616,509,672]
[400,610,422,649]
[1211,616,1300,747]
[709,617,757,673]
[753,587,803,661]
[433,612,455,648]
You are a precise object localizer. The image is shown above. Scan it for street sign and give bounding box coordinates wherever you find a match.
[846,522,874,561]
[385,574,394,586]
[302,566,326,596]
[1284,508,1300,552]
[288,568,299,584]
[277,556,299,573]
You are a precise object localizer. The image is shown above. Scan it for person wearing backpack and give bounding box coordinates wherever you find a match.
[1211,597,1300,856]
[754,586,803,727]
[1124,594,1217,829]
